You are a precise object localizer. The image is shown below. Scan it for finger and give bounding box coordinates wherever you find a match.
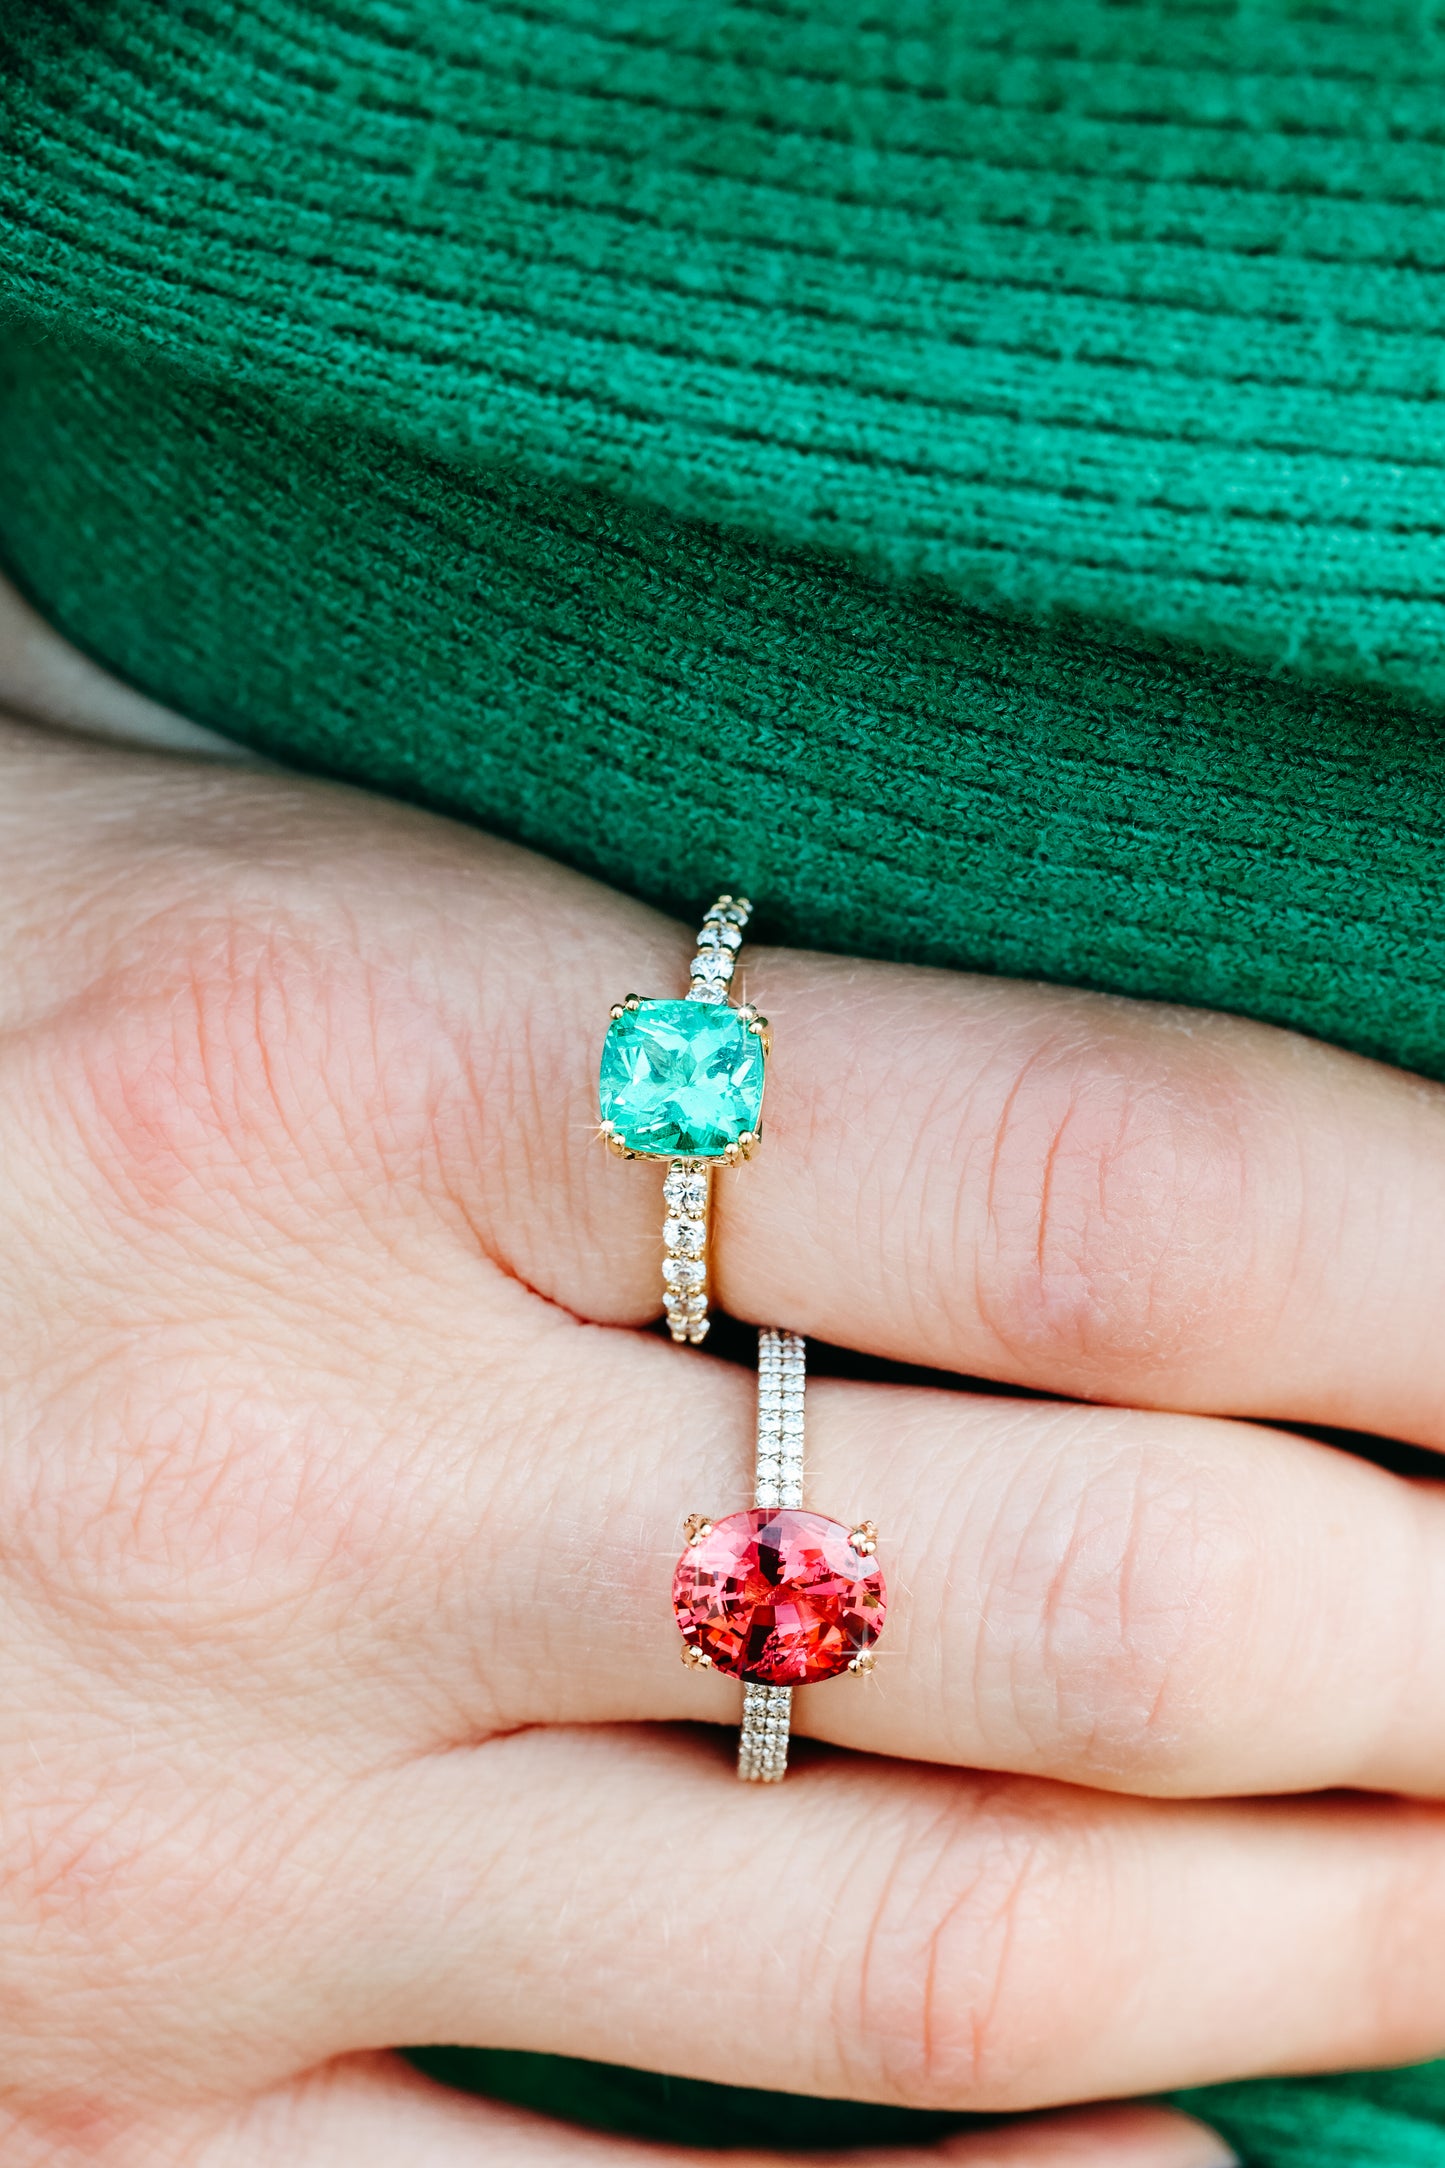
[317,1731,1445,2116]
[386,1313,1445,1800]
[11,759,1444,1799]
[11,737,1445,1803]
[194,2055,1237,2168]
[412,850,1445,1448]
[16,719,1445,1448]
[715,950,1445,1448]
[13,732,1445,1445]
[384,829,1445,1450]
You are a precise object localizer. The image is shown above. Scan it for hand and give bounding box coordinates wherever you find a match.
[3,716,1443,2168]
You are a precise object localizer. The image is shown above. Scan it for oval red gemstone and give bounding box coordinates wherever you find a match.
[673,1507,886,1686]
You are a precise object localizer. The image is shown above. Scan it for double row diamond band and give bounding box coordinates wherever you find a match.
[738,1328,807,1779]
[673,1329,887,1783]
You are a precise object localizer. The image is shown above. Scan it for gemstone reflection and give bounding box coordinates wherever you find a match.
[673,1507,886,1686]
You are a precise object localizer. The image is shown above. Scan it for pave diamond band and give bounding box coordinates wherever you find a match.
[738,1681,794,1784]
[672,1328,888,1784]
[738,1327,807,1780]
[754,1322,805,1509]
[599,894,767,1348]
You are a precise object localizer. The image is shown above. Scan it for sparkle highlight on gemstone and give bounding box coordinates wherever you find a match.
[599,998,765,1158]
[672,1507,887,1686]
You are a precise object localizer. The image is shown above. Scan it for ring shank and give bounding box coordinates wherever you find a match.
[738,1327,805,1782]
[661,894,752,1346]
[738,1683,792,1783]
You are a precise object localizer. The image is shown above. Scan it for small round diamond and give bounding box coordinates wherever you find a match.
[672,1508,886,1686]
[664,1168,709,1214]
[690,950,735,983]
[664,1216,706,1255]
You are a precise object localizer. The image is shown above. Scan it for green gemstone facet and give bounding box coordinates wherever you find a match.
[599,1000,766,1158]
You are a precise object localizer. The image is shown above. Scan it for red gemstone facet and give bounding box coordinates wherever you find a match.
[672,1507,887,1685]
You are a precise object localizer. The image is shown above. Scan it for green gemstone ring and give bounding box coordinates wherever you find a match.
[598,895,770,1345]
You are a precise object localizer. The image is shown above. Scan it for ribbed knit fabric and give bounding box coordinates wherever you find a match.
[10,0,1445,701]
[4,4,1445,2161]
[14,327,1445,1084]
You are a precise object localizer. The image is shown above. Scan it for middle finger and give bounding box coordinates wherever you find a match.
[412,1312,1445,1801]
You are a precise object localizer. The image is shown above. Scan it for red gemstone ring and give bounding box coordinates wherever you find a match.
[672,1328,887,1781]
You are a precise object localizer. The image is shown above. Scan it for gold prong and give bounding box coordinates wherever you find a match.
[600,1122,637,1160]
[683,1513,713,1545]
[608,1001,626,1020]
[747,1012,769,1038]
[681,1644,713,1669]
[737,1002,759,1024]
[849,1520,878,1556]
[623,994,643,1011]
[737,1130,760,1160]
[848,1649,877,1674]
[721,1140,743,1167]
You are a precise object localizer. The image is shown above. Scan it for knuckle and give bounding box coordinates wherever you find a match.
[970,1019,1273,1388]
[50,898,379,1229]
[974,1423,1254,1785]
[0,881,483,1671]
[2,1352,391,1666]
[842,1788,1077,2110]
[31,1378,215,1610]
[13,861,462,1266]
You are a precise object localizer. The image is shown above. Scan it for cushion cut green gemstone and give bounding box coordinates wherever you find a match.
[599,999,766,1158]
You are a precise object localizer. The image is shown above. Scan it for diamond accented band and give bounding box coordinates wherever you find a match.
[738,1327,806,1779]
[662,1161,712,1344]
[671,1330,887,1783]
[754,1321,805,1507]
[599,895,769,1347]
[738,1681,793,1784]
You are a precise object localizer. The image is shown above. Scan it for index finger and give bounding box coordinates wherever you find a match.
[710,950,1445,1448]
[11,731,1440,1448]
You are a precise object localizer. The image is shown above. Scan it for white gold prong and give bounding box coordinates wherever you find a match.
[849,1521,878,1556]
[848,1650,877,1675]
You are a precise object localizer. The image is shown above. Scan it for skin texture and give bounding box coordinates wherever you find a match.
[7,712,1445,2162]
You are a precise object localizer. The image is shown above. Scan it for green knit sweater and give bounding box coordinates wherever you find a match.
[2,3,1445,2160]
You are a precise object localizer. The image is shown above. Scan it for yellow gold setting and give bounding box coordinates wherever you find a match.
[598,896,768,1345]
